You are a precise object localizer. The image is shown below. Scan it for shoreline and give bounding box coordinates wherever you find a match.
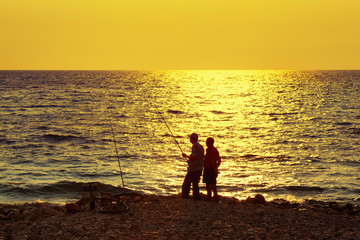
[1,194,360,239]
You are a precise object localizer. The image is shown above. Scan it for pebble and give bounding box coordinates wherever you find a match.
[0,195,360,239]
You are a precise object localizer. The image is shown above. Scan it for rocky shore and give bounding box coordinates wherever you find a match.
[1,194,360,240]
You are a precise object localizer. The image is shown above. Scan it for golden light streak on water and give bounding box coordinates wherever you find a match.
[1,70,359,203]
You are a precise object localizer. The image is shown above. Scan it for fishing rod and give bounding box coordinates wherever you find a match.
[150,100,185,155]
[108,116,125,188]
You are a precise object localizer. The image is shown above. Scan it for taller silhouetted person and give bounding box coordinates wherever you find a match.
[181,133,204,200]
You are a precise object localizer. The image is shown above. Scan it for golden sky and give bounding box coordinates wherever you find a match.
[1,0,359,70]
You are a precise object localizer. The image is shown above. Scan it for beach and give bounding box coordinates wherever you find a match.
[1,194,360,240]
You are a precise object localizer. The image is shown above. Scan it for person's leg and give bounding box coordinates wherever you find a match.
[212,184,219,201]
[203,168,211,199]
[182,172,191,199]
[206,184,212,199]
[192,170,202,200]
[212,170,219,201]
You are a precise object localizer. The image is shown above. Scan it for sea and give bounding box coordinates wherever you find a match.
[1,70,360,204]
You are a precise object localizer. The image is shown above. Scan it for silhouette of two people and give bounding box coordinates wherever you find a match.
[181,133,221,201]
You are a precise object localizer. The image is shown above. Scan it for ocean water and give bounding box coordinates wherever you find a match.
[0,70,360,204]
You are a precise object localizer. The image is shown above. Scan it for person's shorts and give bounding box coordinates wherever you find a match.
[203,168,218,184]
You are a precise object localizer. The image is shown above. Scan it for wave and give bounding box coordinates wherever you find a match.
[78,172,119,178]
[11,143,45,149]
[349,128,360,134]
[335,122,353,126]
[338,159,360,167]
[304,156,321,163]
[240,154,293,162]
[301,134,320,138]
[243,127,260,131]
[266,112,298,116]
[36,126,49,130]
[255,185,325,193]
[309,117,323,121]
[0,181,134,202]
[275,140,303,144]
[241,154,258,158]
[42,134,83,142]
[284,186,324,192]
[24,104,67,109]
[111,114,127,118]
[10,159,34,164]
[210,110,227,115]
[162,133,183,139]
[167,110,184,114]
[0,138,15,145]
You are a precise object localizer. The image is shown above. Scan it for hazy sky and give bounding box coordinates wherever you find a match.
[1,0,359,70]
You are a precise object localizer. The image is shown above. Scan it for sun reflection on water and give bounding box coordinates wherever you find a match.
[118,71,298,198]
[2,70,359,203]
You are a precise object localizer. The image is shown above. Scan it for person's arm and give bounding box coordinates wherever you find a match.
[216,153,221,168]
[189,153,196,161]
[182,153,189,159]
[184,145,196,161]
[215,149,221,173]
[182,145,195,162]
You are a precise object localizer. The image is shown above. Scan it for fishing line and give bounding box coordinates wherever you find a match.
[108,115,125,188]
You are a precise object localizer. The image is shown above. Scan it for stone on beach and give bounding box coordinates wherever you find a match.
[1,194,360,239]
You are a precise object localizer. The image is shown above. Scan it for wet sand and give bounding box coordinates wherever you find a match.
[1,194,360,239]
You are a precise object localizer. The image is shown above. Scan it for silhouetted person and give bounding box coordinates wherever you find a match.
[203,137,221,201]
[181,133,204,200]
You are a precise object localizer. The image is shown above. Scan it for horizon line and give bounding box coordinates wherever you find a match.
[1,69,359,71]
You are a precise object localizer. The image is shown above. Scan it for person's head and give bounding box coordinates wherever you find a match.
[190,133,198,143]
[206,137,214,147]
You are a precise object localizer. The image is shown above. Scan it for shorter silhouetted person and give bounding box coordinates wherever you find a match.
[203,137,221,201]
[181,133,204,200]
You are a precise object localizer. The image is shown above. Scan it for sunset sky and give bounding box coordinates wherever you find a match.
[1,0,359,70]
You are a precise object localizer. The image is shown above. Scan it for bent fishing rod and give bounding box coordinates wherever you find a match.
[108,116,125,188]
[150,100,185,156]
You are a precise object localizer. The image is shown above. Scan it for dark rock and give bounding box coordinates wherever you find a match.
[0,213,10,220]
[329,202,340,211]
[291,203,300,208]
[339,203,353,211]
[65,203,80,213]
[254,194,266,204]
[0,206,6,215]
[246,194,266,204]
